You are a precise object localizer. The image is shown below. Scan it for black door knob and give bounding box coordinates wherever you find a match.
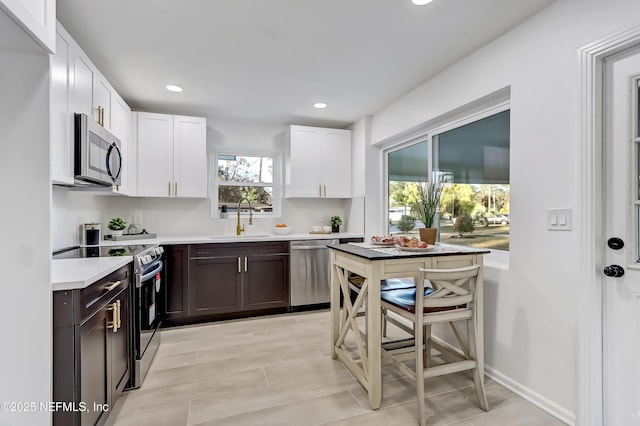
[604,265,625,278]
[607,237,624,250]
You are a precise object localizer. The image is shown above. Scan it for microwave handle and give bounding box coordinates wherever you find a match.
[106,142,122,182]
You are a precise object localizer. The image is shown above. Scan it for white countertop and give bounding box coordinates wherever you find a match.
[53,233,363,291]
[99,232,363,246]
[52,256,133,291]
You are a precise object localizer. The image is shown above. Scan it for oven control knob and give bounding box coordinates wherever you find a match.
[154,248,162,255]
[145,255,153,264]
[158,246,164,253]
[139,256,147,265]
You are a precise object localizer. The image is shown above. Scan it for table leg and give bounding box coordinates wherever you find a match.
[366,262,383,409]
[330,254,340,359]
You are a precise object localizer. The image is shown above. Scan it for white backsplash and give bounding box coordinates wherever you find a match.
[52,186,362,250]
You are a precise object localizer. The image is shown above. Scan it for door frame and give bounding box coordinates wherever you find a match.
[578,24,640,426]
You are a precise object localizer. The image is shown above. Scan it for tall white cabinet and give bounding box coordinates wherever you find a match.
[285,125,352,198]
[136,112,207,198]
[50,22,132,194]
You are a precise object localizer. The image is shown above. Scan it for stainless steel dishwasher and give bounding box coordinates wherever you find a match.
[290,239,339,308]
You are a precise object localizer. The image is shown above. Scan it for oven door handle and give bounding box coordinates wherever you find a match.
[140,260,163,282]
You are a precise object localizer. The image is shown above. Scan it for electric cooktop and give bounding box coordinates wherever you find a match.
[53,245,154,259]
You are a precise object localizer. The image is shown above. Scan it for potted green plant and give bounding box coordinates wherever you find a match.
[412,176,445,244]
[108,217,127,236]
[330,216,343,233]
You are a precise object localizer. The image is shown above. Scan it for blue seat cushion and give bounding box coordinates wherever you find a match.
[381,287,446,313]
[380,278,416,291]
[348,275,415,291]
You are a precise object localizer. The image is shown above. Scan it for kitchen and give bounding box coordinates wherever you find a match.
[3,0,640,425]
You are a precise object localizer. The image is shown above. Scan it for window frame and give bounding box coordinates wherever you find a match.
[383,101,511,258]
[210,150,282,219]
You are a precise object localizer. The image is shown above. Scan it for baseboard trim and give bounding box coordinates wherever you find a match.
[429,336,576,425]
[484,365,575,426]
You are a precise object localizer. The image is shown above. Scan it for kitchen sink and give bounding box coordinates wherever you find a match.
[209,234,272,240]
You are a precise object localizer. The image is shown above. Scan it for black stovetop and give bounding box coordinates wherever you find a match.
[53,245,153,259]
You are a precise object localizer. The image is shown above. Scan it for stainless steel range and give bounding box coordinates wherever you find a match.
[53,243,165,389]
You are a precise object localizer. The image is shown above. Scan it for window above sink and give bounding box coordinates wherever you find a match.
[210,152,282,219]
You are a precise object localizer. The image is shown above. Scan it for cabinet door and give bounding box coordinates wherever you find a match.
[78,306,109,426]
[50,27,74,185]
[321,128,351,198]
[110,95,131,194]
[173,115,207,198]
[72,50,95,119]
[0,0,55,53]
[287,126,323,197]
[164,245,189,321]
[137,112,174,196]
[110,287,130,404]
[94,75,112,129]
[189,256,242,316]
[243,254,289,310]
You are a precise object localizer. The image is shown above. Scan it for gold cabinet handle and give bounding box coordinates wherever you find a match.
[319,184,322,197]
[244,256,248,272]
[175,182,178,197]
[105,280,121,292]
[168,182,171,196]
[107,302,118,332]
[116,299,121,329]
[324,185,327,197]
[238,257,241,273]
[100,107,105,126]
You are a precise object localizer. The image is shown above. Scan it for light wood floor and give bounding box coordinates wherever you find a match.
[106,310,567,426]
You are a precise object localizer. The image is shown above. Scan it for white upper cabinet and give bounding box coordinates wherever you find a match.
[173,115,208,198]
[0,0,55,53]
[136,112,207,198]
[50,25,73,185]
[110,94,131,194]
[285,125,352,198]
[50,22,133,192]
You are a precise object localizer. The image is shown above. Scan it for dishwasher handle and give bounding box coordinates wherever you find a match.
[291,245,330,250]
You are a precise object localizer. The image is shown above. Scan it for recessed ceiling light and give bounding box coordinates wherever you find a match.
[412,0,433,4]
[166,84,183,93]
[314,102,327,109]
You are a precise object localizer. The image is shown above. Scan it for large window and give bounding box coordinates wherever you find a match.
[386,105,510,251]
[211,153,280,217]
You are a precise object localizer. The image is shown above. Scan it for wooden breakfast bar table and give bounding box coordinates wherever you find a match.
[329,242,490,409]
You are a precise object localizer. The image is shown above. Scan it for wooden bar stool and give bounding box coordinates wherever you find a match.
[380,265,488,426]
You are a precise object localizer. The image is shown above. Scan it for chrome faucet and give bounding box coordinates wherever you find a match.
[236,197,254,235]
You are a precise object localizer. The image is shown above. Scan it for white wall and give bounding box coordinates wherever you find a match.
[51,117,354,249]
[367,0,640,421]
[0,13,51,425]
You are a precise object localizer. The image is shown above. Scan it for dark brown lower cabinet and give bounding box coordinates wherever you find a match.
[243,252,289,310]
[53,264,131,426]
[189,255,242,316]
[164,241,290,324]
[164,244,189,321]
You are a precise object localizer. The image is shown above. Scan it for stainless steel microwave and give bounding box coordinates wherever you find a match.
[74,113,122,186]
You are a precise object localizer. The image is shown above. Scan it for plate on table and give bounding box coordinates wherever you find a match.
[394,244,437,252]
[370,241,395,246]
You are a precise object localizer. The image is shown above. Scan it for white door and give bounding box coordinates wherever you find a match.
[603,46,640,425]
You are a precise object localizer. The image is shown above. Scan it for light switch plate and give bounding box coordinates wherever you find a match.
[547,208,571,231]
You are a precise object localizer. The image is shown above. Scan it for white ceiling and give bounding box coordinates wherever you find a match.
[57,0,555,128]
